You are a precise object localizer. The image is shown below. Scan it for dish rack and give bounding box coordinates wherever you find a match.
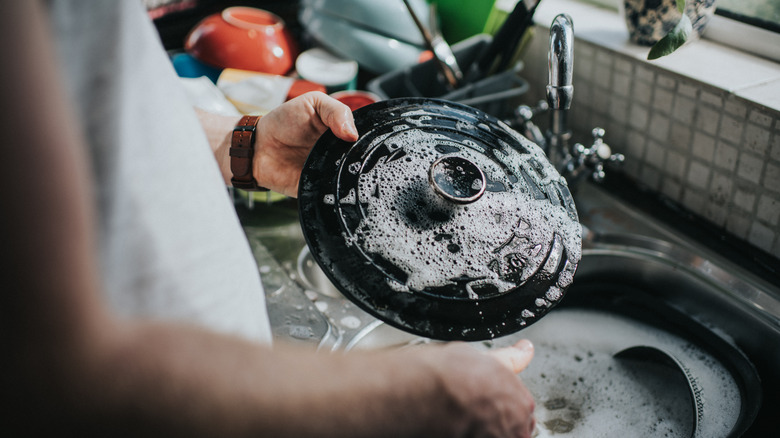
[367,34,529,118]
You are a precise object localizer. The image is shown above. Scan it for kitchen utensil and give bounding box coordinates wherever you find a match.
[484,303,760,437]
[402,0,463,89]
[298,98,581,341]
[300,0,430,47]
[367,35,530,118]
[465,0,541,83]
[614,346,702,437]
[185,7,298,75]
[612,339,761,438]
[564,273,763,438]
[434,0,496,43]
[299,0,428,74]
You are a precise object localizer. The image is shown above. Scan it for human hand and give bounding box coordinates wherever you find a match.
[423,339,536,438]
[253,91,359,197]
[486,339,535,374]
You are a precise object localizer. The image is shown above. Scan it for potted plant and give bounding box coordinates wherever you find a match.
[623,0,718,59]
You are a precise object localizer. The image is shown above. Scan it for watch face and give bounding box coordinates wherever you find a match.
[299,98,581,341]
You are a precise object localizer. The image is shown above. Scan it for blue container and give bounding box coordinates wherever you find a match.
[171,53,223,83]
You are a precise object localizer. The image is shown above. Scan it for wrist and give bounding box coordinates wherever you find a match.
[230,115,268,192]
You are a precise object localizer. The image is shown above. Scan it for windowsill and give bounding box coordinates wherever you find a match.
[535,0,780,112]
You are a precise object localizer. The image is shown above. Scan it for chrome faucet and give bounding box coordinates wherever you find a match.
[546,14,574,170]
[508,14,623,189]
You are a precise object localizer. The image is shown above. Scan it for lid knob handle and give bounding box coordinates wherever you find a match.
[429,156,487,204]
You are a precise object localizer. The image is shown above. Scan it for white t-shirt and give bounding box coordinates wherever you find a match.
[48,0,272,344]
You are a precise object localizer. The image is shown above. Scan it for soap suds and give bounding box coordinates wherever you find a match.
[487,308,742,438]
[336,127,580,300]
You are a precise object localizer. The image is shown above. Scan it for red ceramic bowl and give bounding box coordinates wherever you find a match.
[331,90,381,112]
[185,7,298,75]
[287,79,327,100]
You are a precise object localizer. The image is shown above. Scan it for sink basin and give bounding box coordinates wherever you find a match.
[306,232,775,436]
[238,182,780,436]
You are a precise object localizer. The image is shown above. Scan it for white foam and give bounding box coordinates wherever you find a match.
[487,308,742,437]
[340,188,356,205]
[340,316,362,329]
[341,127,580,298]
[455,120,476,131]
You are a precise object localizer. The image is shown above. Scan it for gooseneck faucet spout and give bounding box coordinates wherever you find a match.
[547,14,574,110]
[506,13,623,190]
[546,14,574,170]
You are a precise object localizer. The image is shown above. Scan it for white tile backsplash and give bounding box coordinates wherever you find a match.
[719,114,744,145]
[520,20,780,261]
[714,142,738,172]
[749,222,776,253]
[766,164,780,193]
[672,96,696,125]
[669,122,692,150]
[733,186,756,212]
[666,150,687,180]
[724,99,748,118]
[692,132,715,161]
[757,195,780,226]
[696,105,721,136]
[652,87,674,113]
[745,123,770,155]
[710,172,733,205]
[700,91,723,108]
[628,103,649,130]
[737,153,764,185]
[687,161,711,190]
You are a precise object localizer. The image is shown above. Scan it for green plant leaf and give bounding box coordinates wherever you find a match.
[676,0,685,14]
[647,13,692,60]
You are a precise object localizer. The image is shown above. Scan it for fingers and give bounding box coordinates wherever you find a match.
[434,340,536,437]
[306,91,359,142]
[488,339,534,374]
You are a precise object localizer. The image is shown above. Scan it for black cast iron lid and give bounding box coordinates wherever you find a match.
[299,98,581,341]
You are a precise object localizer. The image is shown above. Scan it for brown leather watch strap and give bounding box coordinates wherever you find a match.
[230,115,268,191]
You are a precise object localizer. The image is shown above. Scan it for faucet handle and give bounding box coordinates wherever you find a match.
[514,100,549,122]
[509,100,549,148]
[571,127,624,182]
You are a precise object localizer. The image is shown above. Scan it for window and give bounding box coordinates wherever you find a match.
[715,0,780,33]
[706,0,780,63]
[575,0,780,62]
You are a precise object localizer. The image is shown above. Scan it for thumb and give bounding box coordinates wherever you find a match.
[307,91,359,142]
[488,339,534,374]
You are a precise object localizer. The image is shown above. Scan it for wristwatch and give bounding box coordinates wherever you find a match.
[230,115,268,191]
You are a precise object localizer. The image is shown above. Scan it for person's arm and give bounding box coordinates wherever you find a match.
[196,92,359,198]
[0,2,535,437]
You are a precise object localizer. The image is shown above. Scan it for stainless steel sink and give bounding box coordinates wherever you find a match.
[237,181,780,436]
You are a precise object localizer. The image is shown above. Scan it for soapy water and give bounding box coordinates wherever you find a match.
[348,306,742,436]
[483,308,742,438]
[330,127,581,300]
